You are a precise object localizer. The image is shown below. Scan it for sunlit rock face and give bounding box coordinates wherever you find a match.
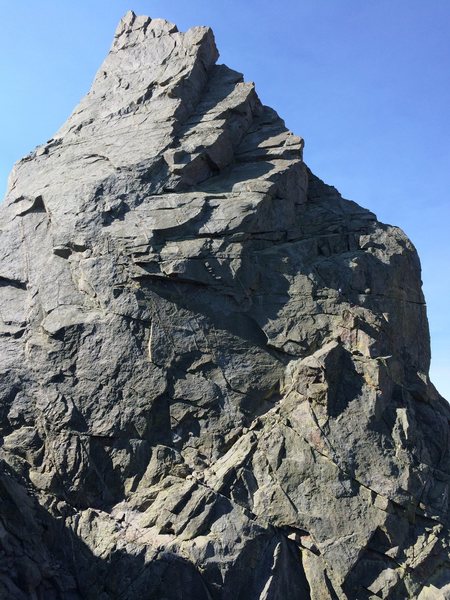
[0,11,449,600]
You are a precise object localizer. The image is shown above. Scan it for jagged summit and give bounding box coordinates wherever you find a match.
[114,10,179,38]
[0,12,449,600]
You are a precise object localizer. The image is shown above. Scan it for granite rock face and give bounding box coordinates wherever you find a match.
[0,11,449,600]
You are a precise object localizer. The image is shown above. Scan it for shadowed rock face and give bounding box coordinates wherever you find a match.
[0,11,449,600]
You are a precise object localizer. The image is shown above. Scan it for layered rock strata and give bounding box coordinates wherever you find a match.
[0,11,449,600]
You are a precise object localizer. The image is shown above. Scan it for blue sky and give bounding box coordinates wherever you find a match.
[1,1,448,397]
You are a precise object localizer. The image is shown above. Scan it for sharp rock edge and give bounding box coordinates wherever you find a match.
[0,11,449,600]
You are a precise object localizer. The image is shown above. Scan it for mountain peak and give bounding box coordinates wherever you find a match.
[0,13,448,600]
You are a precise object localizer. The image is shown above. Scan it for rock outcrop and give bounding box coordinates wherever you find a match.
[0,11,449,600]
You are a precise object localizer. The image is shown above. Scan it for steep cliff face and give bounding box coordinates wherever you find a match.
[0,12,449,600]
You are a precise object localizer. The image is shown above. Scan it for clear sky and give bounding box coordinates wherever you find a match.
[1,1,448,397]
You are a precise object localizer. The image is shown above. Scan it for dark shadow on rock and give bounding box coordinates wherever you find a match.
[0,460,212,600]
[136,276,269,350]
[221,533,311,600]
[1,459,316,600]
[323,344,364,418]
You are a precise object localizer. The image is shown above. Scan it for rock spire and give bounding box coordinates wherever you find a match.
[0,11,449,600]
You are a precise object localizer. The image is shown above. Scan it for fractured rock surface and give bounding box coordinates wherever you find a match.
[0,11,449,600]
